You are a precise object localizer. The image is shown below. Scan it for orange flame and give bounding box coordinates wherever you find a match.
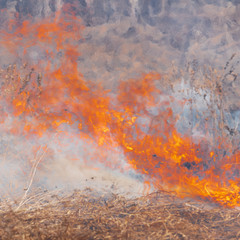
[1,8,240,207]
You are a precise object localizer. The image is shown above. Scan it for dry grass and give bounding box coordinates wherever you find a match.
[1,62,240,239]
[0,189,240,239]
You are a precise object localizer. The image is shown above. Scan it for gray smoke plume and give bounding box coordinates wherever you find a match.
[0,0,240,200]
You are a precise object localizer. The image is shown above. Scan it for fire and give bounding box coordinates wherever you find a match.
[1,7,240,207]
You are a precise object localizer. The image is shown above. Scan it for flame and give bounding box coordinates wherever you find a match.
[1,7,240,207]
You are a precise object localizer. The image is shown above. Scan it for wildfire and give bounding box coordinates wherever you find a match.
[1,7,240,207]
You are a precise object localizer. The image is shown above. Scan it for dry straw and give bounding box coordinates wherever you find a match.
[1,61,240,239]
[1,189,240,239]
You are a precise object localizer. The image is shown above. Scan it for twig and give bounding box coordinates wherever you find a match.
[16,146,48,211]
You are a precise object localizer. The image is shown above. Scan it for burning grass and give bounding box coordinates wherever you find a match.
[1,8,240,239]
[0,189,240,239]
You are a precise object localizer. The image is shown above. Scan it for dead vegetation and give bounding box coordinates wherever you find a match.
[0,189,239,239]
[1,61,240,239]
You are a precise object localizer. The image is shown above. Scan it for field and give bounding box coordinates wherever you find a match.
[1,1,240,239]
[0,189,240,239]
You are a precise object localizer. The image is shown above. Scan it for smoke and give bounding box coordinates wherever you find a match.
[0,0,240,206]
[0,7,151,199]
[0,115,147,199]
[1,1,240,72]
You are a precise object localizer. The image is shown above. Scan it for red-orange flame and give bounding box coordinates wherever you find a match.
[1,9,240,207]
